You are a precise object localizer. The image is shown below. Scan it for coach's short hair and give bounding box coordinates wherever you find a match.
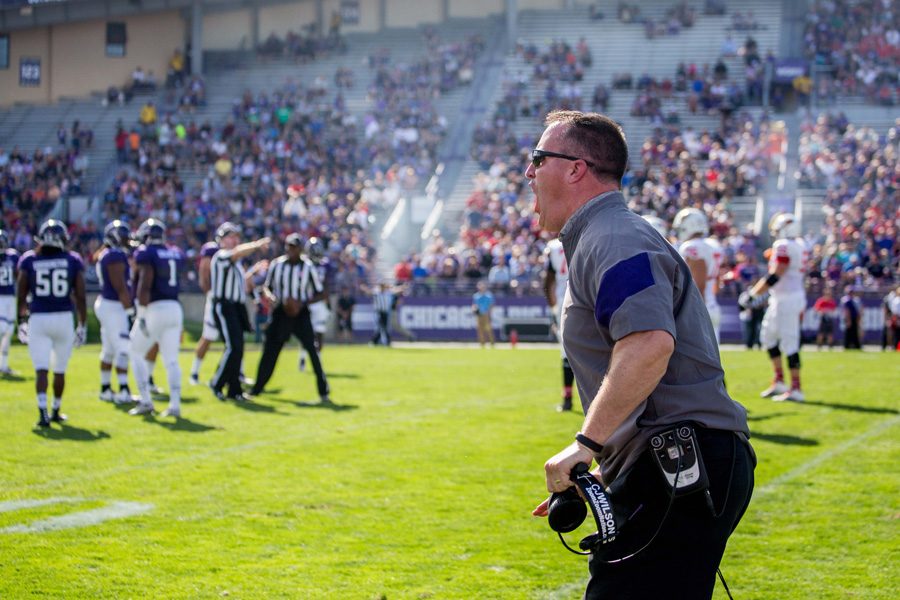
[544,110,628,184]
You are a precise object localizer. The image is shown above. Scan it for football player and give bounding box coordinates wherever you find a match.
[673,208,721,341]
[300,236,330,371]
[94,220,136,403]
[0,229,19,376]
[543,237,574,412]
[16,220,87,428]
[189,229,224,385]
[129,218,185,417]
[744,213,808,402]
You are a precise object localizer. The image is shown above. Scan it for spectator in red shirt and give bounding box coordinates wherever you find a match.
[813,285,838,349]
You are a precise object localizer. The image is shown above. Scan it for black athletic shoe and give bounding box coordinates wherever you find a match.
[50,409,67,423]
[557,399,573,413]
[209,383,226,402]
[228,392,252,403]
[37,409,51,428]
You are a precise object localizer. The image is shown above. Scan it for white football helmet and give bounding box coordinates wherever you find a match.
[642,215,669,238]
[672,208,709,241]
[769,213,801,239]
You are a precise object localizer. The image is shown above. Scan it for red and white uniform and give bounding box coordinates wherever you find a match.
[679,238,721,339]
[761,237,808,355]
[545,239,569,357]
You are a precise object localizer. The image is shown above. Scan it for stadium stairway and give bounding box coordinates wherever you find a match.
[439,0,784,239]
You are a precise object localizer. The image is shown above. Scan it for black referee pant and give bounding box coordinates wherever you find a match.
[251,305,329,399]
[371,310,390,346]
[584,427,755,599]
[212,300,245,398]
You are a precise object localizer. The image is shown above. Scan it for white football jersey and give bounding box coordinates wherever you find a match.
[545,239,569,306]
[704,237,724,282]
[769,238,808,296]
[679,238,718,307]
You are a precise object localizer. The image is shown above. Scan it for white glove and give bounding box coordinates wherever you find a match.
[17,319,29,344]
[74,323,87,347]
[136,305,149,336]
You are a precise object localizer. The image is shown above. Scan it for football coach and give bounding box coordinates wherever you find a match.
[528,110,755,599]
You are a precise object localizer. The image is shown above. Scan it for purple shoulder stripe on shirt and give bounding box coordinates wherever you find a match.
[201,242,219,258]
[594,252,655,328]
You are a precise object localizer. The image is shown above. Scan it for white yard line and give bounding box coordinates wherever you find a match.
[0,497,80,513]
[1,501,153,534]
[754,412,900,497]
[539,413,900,599]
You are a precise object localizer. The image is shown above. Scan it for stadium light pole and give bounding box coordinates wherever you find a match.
[191,0,203,76]
[505,0,517,53]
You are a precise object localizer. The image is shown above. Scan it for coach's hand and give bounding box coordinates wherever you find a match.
[74,323,87,347]
[16,317,29,344]
[543,441,595,494]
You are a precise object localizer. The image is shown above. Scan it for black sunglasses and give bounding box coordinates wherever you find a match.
[531,148,595,169]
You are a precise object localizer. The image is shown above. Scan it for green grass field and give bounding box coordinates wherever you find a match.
[0,343,897,599]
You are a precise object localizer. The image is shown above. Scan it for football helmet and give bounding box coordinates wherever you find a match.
[215,221,241,242]
[769,213,801,239]
[136,218,166,245]
[304,236,326,262]
[672,208,709,241]
[103,220,132,249]
[35,219,69,249]
[641,215,669,238]
[0,229,9,251]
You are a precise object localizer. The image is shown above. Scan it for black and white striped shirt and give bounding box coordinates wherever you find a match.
[265,255,322,303]
[373,289,394,313]
[210,249,246,303]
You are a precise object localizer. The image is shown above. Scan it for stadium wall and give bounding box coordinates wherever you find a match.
[386,0,441,27]
[0,11,184,106]
[448,0,503,18]
[257,3,318,39]
[202,9,253,50]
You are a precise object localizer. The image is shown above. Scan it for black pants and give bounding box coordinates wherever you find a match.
[372,310,390,345]
[844,318,861,349]
[252,305,329,398]
[211,300,245,397]
[585,428,755,599]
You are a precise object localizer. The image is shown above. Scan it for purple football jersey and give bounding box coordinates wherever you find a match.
[200,241,219,259]
[97,247,131,301]
[18,249,84,313]
[0,249,19,296]
[134,244,185,302]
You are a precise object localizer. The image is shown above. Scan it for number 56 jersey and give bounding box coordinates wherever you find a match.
[18,250,84,313]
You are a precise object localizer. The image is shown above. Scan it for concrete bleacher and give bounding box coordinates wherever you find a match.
[198,18,496,167]
[441,0,784,233]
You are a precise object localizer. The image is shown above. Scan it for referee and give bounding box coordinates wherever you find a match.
[250,233,331,403]
[209,223,270,401]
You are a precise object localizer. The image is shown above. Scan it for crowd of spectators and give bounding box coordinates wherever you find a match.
[89,28,485,289]
[1,119,93,249]
[804,0,900,105]
[364,30,484,179]
[0,144,89,251]
[257,22,347,63]
[797,111,898,291]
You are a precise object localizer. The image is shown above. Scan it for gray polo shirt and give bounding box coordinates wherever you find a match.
[559,191,749,485]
